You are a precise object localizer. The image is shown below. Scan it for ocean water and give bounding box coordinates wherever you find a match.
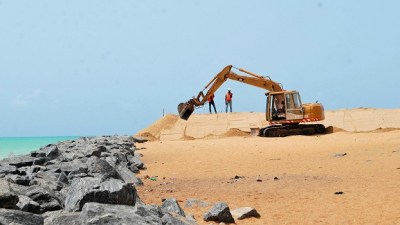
[0,136,80,160]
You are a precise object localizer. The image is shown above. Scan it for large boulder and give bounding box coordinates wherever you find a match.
[64,177,136,212]
[116,166,143,186]
[203,202,235,223]
[5,174,31,186]
[79,202,162,224]
[87,157,121,180]
[0,181,19,209]
[16,195,41,214]
[0,208,43,225]
[84,144,107,158]
[29,171,64,191]
[105,152,129,168]
[127,155,146,169]
[32,157,48,166]
[42,145,60,160]
[45,159,88,175]
[7,154,35,168]
[25,186,63,213]
[0,162,17,178]
[161,198,185,217]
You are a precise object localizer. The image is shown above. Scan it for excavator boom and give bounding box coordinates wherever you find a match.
[178,65,283,120]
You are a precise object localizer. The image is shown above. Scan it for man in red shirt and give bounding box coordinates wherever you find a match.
[225,88,233,113]
[208,94,217,114]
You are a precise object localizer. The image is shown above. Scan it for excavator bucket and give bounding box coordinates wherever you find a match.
[178,102,194,120]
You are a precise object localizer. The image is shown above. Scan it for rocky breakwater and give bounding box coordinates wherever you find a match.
[0,135,195,225]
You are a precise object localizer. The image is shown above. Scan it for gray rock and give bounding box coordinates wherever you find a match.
[230,207,260,220]
[84,144,106,158]
[59,151,82,162]
[162,212,197,225]
[43,210,80,225]
[332,153,347,157]
[0,162,17,177]
[8,155,35,168]
[67,170,89,180]
[116,166,143,186]
[0,181,19,209]
[32,157,48,166]
[100,152,111,158]
[110,135,135,144]
[111,152,129,166]
[29,171,64,191]
[46,159,88,174]
[127,155,146,169]
[25,187,62,213]
[128,165,140,174]
[25,165,47,176]
[64,177,137,212]
[5,174,31,186]
[57,172,69,185]
[87,157,121,180]
[30,151,40,157]
[8,182,31,196]
[43,145,60,160]
[0,208,44,225]
[135,192,146,206]
[80,202,162,224]
[134,152,143,158]
[134,204,164,218]
[132,136,148,143]
[203,202,234,223]
[186,214,197,224]
[184,198,213,208]
[16,195,41,214]
[161,198,185,217]
[36,151,47,158]
[8,152,16,158]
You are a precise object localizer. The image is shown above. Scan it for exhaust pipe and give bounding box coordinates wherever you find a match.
[178,102,195,120]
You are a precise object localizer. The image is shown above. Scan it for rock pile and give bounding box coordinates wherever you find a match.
[0,135,195,225]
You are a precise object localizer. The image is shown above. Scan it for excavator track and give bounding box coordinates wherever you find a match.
[259,124,325,137]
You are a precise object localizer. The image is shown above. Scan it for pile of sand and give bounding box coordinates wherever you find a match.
[219,128,250,138]
[136,114,179,141]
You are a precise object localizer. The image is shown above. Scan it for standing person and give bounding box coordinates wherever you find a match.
[225,88,233,113]
[208,94,217,114]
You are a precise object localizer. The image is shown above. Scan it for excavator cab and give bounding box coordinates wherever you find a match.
[267,91,305,123]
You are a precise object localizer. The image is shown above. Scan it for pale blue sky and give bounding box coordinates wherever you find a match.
[1,1,399,137]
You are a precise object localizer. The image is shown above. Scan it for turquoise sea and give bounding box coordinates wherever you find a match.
[0,136,81,160]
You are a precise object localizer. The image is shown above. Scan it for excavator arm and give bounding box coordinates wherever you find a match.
[178,65,283,120]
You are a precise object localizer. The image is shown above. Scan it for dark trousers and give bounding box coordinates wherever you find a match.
[209,101,217,113]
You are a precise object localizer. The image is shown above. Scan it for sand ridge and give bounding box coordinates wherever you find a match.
[135,108,400,141]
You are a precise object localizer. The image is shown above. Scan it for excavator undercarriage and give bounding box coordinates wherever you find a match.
[259,124,326,137]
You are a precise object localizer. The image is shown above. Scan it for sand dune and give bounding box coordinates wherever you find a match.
[136,108,400,141]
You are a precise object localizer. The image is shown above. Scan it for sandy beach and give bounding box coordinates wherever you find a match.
[135,108,400,224]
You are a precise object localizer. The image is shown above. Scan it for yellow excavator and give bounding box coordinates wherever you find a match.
[177,65,326,137]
